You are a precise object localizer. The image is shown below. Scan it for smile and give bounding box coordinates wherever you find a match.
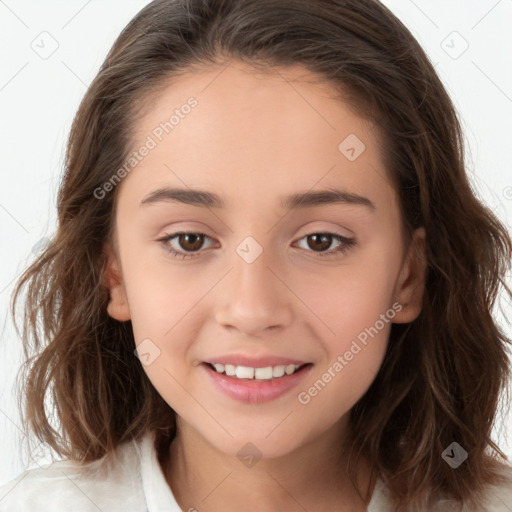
[208,362,307,380]
[201,362,313,404]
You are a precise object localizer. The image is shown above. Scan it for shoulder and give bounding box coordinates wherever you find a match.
[372,464,512,512]
[436,463,512,512]
[0,437,147,512]
[479,463,512,512]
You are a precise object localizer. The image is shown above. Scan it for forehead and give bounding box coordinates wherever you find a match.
[122,60,393,211]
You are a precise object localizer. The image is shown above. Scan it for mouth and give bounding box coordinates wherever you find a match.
[204,362,311,381]
[200,361,313,404]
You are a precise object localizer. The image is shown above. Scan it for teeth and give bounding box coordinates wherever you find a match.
[209,363,303,380]
[255,367,273,379]
[285,364,296,375]
[272,365,285,378]
[235,366,254,379]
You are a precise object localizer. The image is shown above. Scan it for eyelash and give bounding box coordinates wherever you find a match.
[156,231,356,260]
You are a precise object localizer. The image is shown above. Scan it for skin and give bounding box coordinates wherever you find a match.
[105,60,426,511]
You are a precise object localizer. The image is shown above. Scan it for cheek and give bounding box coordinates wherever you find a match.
[295,335,387,434]
[293,252,401,345]
[119,238,206,337]
[292,248,400,422]
[125,264,199,413]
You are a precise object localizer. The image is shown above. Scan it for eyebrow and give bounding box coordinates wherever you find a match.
[140,186,375,211]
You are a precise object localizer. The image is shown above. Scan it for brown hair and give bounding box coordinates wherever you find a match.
[11,0,512,510]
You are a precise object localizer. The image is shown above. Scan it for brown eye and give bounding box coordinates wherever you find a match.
[295,232,356,258]
[157,232,213,259]
[306,234,334,252]
[176,233,205,252]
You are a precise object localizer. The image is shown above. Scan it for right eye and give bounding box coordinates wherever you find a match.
[294,232,356,258]
[157,231,214,259]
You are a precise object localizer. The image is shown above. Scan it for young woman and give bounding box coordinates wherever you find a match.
[2,0,512,510]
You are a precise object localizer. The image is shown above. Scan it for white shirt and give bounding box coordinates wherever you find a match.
[0,430,511,511]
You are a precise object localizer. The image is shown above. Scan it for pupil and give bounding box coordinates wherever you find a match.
[309,234,331,251]
[180,233,203,251]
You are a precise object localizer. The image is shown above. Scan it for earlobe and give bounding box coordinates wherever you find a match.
[392,227,427,324]
[104,246,131,322]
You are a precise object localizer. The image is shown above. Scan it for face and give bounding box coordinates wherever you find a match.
[105,61,425,460]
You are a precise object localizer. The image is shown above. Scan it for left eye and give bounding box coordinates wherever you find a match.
[295,233,355,256]
[158,232,214,258]
[157,231,356,259]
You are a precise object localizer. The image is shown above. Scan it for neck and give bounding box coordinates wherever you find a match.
[161,416,374,512]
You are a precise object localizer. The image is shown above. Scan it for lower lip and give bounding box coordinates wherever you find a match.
[201,363,313,404]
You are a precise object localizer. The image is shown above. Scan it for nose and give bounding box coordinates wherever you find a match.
[214,248,293,337]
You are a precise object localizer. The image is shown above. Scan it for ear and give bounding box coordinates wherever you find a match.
[392,227,427,324]
[103,245,131,321]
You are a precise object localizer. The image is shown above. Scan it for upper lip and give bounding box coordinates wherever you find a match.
[203,355,311,368]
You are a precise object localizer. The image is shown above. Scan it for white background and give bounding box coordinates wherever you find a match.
[1,0,511,486]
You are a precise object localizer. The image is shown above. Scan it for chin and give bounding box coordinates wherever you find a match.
[204,428,307,462]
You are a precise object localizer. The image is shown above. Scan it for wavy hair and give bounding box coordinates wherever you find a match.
[11,0,512,510]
